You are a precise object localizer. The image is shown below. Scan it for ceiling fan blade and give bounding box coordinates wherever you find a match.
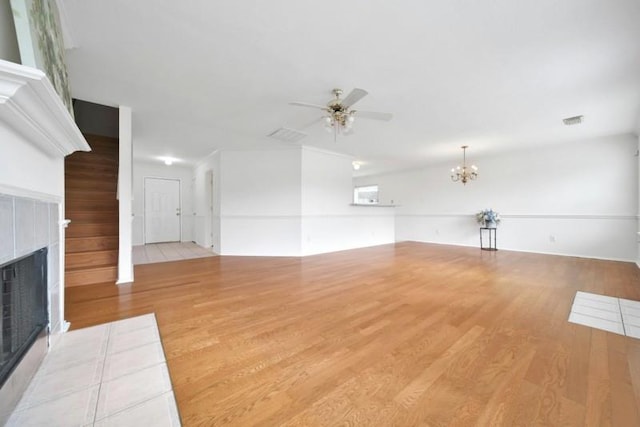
[341,88,368,108]
[356,110,393,121]
[289,102,328,110]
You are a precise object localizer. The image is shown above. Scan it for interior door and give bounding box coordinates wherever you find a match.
[144,178,181,243]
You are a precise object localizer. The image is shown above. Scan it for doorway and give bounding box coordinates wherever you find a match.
[144,177,181,244]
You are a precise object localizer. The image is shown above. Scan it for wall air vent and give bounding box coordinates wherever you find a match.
[267,127,307,143]
[563,115,584,126]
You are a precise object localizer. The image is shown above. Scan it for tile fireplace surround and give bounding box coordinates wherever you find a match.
[0,195,62,424]
[0,59,90,425]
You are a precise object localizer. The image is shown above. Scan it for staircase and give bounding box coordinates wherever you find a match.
[65,134,119,287]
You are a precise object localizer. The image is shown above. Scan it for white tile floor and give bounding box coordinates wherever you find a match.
[568,291,640,339]
[133,242,215,265]
[7,314,181,427]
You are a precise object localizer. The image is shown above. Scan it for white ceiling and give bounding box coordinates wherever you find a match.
[62,0,640,176]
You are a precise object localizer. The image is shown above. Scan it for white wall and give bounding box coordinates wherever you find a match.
[356,134,638,262]
[132,160,194,245]
[0,1,20,63]
[0,120,65,338]
[191,146,395,257]
[0,127,64,198]
[193,151,221,251]
[301,147,394,255]
[219,148,302,256]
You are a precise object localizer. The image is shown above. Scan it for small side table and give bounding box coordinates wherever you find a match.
[480,227,497,251]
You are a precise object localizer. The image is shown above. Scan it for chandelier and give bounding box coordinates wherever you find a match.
[450,145,478,185]
[323,89,355,138]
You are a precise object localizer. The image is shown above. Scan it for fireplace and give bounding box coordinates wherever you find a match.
[0,248,48,388]
[0,60,90,424]
[0,196,61,425]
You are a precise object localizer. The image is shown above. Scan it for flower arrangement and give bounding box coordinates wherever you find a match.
[476,209,501,227]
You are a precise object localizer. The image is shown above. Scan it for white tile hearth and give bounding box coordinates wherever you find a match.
[568,291,640,339]
[7,314,181,426]
[94,392,181,427]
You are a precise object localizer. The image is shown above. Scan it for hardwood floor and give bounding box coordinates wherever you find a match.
[64,242,640,426]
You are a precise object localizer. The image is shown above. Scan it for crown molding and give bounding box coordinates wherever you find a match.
[0,60,89,158]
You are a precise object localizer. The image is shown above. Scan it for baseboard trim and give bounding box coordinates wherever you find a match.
[399,239,636,264]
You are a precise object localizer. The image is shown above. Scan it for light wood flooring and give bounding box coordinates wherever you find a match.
[65,242,640,426]
[133,242,216,265]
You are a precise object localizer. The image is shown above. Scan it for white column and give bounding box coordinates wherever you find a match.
[117,106,134,284]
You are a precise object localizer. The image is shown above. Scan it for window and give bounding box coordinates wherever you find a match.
[354,185,379,205]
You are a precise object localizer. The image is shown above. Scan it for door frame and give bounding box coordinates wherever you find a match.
[143,176,182,244]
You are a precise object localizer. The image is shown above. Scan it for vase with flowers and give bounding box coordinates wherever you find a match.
[476,209,501,228]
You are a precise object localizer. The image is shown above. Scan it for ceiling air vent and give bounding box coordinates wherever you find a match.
[563,115,584,126]
[267,127,307,143]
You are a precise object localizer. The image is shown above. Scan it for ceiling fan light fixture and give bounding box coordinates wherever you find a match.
[290,88,392,141]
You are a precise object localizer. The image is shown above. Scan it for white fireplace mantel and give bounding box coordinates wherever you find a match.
[0,59,90,157]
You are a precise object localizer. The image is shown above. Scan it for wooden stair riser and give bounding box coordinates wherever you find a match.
[65,212,119,224]
[66,236,119,253]
[65,180,116,192]
[66,198,118,211]
[65,266,118,287]
[64,191,117,201]
[66,222,119,238]
[64,163,118,174]
[66,250,118,269]
[65,174,118,184]
[65,174,118,185]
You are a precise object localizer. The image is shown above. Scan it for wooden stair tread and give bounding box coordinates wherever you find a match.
[66,263,117,272]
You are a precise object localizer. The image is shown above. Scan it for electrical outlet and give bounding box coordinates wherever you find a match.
[549,235,556,243]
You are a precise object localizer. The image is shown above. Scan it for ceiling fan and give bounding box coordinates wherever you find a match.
[290,88,393,140]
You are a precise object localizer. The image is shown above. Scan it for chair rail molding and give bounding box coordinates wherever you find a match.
[0,59,90,158]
